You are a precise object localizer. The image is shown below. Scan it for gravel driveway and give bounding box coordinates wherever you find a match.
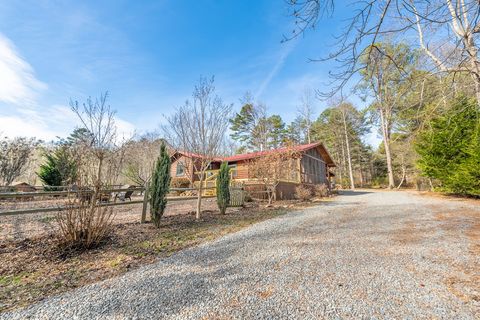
[2,190,479,319]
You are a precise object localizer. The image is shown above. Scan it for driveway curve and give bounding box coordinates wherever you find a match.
[2,190,479,319]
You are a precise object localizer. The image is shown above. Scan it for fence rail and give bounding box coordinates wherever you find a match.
[0,185,245,219]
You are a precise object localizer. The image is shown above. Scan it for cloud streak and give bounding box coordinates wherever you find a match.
[0,33,47,106]
[254,39,298,100]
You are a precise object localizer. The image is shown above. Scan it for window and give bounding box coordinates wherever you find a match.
[176,161,185,176]
[229,164,238,178]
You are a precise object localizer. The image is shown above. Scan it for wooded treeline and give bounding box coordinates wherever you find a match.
[227,38,480,195]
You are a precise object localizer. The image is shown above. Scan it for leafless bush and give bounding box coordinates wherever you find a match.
[314,184,329,197]
[295,184,312,201]
[170,177,190,188]
[56,191,115,249]
[0,137,37,185]
[55,92,123,249]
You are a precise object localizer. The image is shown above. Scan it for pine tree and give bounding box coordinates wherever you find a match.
[38,153,62,190]
[150,143,171,227]
[216,162,230,215]
[38,146,78,190]
[416,96,479,195]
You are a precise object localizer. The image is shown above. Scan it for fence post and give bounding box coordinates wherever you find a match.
[141,181,149,223]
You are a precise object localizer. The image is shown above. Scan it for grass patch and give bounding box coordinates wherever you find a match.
[0,205,289,313]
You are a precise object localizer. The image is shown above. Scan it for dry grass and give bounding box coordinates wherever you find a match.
[0,204,289,313]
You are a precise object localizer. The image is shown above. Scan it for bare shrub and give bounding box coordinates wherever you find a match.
[56,192,115,249]
[314,184,329,197]
[295,184,312,201]
[56,92,124,249]
[170,177,190,189]
[0,137,37,185]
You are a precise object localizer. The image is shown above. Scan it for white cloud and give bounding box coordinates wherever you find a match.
[0,106,136,142]
[0,33,47,106]
[0,33,136,141]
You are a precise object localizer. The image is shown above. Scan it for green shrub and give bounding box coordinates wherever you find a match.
[38,146,77,190]
[216,162,230,214]
[150,143,171,227]
[416,96,480,196]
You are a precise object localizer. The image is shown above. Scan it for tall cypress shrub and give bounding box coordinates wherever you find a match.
[216,162,230,214]
[150,143,171,227]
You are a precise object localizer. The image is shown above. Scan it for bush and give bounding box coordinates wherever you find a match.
[216,162,230,214]
[150,143,171,227]
[295,185,312,201]
[314,184,329,197]
[38,146,78,190]
[57,195,114,249]
[416,96,480,196]
[170,177,190,189]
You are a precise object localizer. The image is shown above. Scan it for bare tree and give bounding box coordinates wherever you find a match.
[287,1,480,103]
[123,132,166,187]
[0,137,36,185]
[70,92,128,189]
[247,146,300,205]
[163,77,232,219]
[297,88,316,143]
[337,103,356,190]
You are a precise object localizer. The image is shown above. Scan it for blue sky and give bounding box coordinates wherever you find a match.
[0,1,377,144]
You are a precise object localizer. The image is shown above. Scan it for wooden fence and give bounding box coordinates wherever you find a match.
[0,185,246,221]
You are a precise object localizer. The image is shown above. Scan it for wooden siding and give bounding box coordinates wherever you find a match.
[300,147,328,184]
[170,155,194,182]
[232,161,249,179]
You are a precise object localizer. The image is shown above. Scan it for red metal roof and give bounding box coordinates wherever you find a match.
[172,142,336,166]
[223,142,335,166]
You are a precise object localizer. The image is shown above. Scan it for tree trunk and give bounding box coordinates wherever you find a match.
[358,160,364,187]
[341,109,355,190]
[196,173,204,220]
[379,109,395,189]
[396,160,406,189]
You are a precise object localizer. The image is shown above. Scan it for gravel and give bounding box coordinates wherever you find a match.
[2,190,479,319]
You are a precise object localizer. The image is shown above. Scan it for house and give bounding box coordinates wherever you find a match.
[12,182,37,193]
[170,142,336,199]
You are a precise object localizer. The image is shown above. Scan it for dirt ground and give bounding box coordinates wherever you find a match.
[0,196,221,241]
[0,196,311,312]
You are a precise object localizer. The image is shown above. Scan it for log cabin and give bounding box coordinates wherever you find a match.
[170,142,336,199]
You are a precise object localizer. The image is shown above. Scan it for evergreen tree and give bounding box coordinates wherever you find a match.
[216,162,230,214]
[266,115,287,148]
[416,96,480,196]
[38,146,78,189]
[149,143,171,227]
[230,103,257,145]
